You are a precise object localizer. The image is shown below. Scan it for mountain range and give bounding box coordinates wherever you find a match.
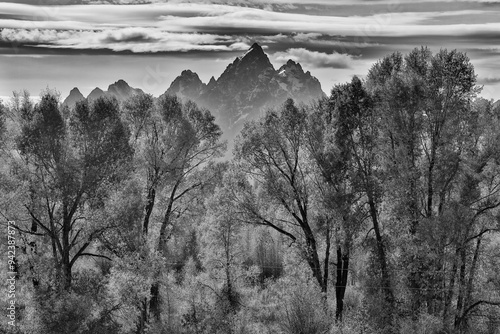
[63,79,144,109]
[163,43,325,135]
[62,43,326,151]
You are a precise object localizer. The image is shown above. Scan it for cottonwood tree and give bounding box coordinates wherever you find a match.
[123,93,225,329]
[15,93,133,290]
[235,99,331,293]
[202,168,248,312]
[447,98,500,333]
[325,77,396,329]
[366,48,500,331]
[306,95,367,321]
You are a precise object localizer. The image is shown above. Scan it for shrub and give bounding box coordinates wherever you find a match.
[399,312,444,334]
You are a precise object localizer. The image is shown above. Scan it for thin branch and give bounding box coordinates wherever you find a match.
[25,205,51,235]
[461,300,500,322]
[173,181,202,202]
[9,224,46,236]
[78,253,112,261]
[464,228,499,245]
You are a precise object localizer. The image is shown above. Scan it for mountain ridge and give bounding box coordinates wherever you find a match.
[62,79,143,107]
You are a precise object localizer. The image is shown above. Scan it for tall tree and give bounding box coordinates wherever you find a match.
[327,77,395,327]
[235,99,331,293]
[306,97,365,321]
[366,48,500,330]
[16,93,133,289]
[125,93,225,327]
[202,167,248,311]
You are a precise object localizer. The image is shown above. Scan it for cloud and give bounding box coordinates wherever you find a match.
[0,27,251,53]
[0,1,500,59]
[274,48,356,69]
[478,76,500,84]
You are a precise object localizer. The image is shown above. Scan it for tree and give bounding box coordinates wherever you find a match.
[326,77,395,329]
[15,93,133,289]
[235,99,331,293]
[306,97,365,321]
[124,93,225,328]
[366,48,500,332]
[202,167,248,312]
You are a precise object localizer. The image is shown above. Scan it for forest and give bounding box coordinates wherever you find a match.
[1,47,499,334]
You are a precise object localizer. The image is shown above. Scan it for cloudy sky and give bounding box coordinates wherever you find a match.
[1,0,500,101]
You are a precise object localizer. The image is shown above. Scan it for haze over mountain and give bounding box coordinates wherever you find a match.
[62,43,325,152]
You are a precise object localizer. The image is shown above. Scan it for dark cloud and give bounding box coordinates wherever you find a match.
[0,14,37,21]
[101,31,160,44]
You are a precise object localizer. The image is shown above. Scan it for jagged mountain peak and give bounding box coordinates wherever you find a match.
[217,43,275,88]
[165,69,205,101]
[251,42,262,50]
[62,87,85,108]
[278,59,304,76]
[234,43,273,70]
[69,87,82,94]
[63,80,143,106]
[179,70,201,80]
[236,42,264,60]
[90,87,104,94]
[108,79,130,90]
[87,87,105,101]
[107,79,143,101]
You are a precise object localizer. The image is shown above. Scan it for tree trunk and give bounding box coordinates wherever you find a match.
[443,249,458,330]
[464,237,481,312]
[150,194,176,321]
[30,215,39,287]
[323,219,331,293]
[367,195,395,328]
[62,209,72,290]
[426,146,436,218]
[158,196,175,252]
[149,283,161,321]
[225,252,237,310]
[143,187,155,235]
[454,245,468,331]
[142,182,157,326]
[136,298,148,334]
[303,225,325,292]
[456,237,481,333]
[335,246,349,322]
[368,196,393,301]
